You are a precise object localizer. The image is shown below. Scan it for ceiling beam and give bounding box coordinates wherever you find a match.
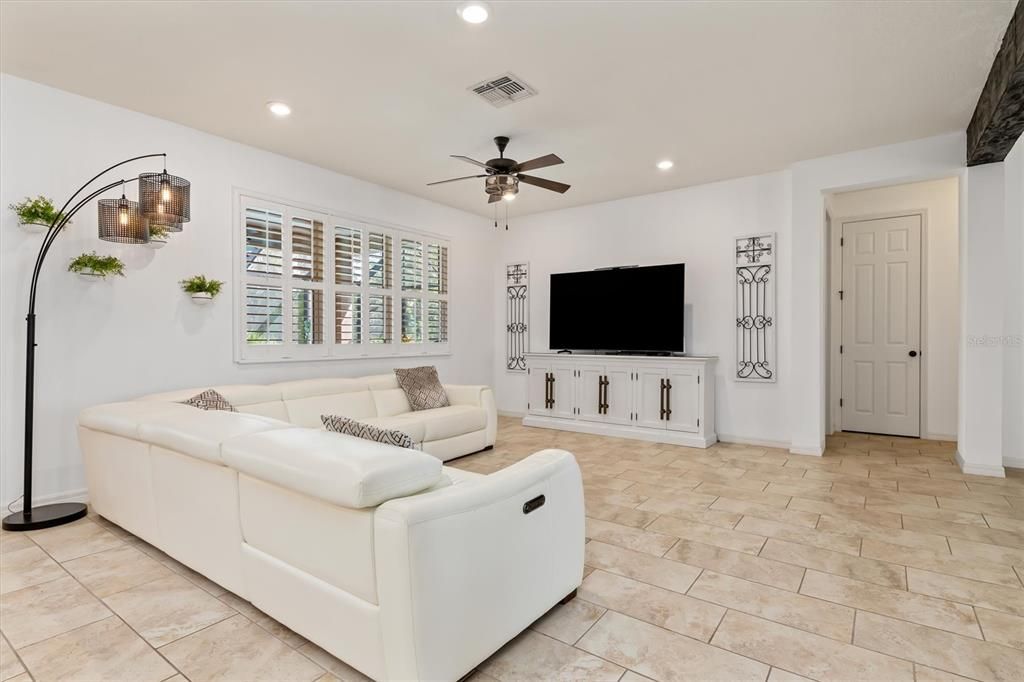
[967,0,1024,165]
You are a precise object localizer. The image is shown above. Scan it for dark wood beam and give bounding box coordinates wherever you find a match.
[967,0,1024,166]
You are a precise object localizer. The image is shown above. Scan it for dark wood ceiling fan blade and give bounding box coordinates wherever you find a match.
[451,155,495,171]
[488,193,502,203]
[518,174,571,193]
[426,174,487,186]
[515,153,563,173]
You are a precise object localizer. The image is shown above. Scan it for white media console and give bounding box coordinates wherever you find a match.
[522,353,717,448]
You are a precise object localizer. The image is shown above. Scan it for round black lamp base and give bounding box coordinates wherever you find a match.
[2,502,88,531]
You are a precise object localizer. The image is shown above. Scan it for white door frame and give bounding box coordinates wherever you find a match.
[828,209,930,436]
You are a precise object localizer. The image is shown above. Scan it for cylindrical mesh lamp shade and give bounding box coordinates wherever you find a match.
[98,197,149,244]
[139,171,190,226]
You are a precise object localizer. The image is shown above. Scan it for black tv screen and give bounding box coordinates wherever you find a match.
[549,263,686,353]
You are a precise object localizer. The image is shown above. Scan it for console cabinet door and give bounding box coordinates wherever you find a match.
[635,368,668,429]
[665,368,700,433]
[527,363,551,416]
[549,364,576,419]
[603,367,633,425]
[576,364,605,423]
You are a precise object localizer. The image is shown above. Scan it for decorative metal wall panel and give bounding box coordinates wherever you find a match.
[735,233,776,382]
[506,263,529,372]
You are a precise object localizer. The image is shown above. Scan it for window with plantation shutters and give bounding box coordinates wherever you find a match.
[236,193,449,362]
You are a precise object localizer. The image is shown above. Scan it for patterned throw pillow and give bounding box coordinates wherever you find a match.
[322,414,416,449]
[394,366,450,411]
[181,389,236,412]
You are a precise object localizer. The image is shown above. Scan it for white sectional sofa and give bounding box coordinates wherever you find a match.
[78,375,585,681]
[139,373,499,461]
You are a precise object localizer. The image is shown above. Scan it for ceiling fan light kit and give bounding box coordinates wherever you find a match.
[427,135,570,213]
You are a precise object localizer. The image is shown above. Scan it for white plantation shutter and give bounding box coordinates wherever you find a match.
[236,194,449,362]
[368,293,393,344]
[368,231,392,289]
[427,243,448,295]
[245,208,283,277]
[245,285,283,344]
[427,299,448,342]
[335,291,362,344]
[400,239,423,292]
[334,226,362,286]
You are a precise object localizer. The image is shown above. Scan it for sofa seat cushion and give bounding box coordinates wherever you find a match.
[223,428,443,509]
[395,405,488,442]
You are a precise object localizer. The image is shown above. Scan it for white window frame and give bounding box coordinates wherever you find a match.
[233,189,451,364]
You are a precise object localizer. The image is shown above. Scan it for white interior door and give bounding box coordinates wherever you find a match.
[841,215,922,437]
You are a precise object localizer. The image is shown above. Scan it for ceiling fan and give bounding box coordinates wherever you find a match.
[427,136,570,203]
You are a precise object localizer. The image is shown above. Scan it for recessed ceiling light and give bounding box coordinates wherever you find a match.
[657,160,674,170]
[457,1,490,24]
[267,101,291,117]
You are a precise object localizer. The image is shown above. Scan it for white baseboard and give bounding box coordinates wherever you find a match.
[1003,456,1024,471]
[924,432,957,442]
[718,434,792,450]
[789,443,825,457]
[497,409,525,418]
[3,488,89,512]
[521,415,717,449]
[955,450,1006,478]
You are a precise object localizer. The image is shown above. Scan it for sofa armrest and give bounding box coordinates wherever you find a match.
[222,427,442,509]
[444,385,497,447]
[443,384,487,406]
[374,449,584,681]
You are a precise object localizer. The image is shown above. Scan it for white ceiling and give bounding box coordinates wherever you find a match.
[0,1,1014,217]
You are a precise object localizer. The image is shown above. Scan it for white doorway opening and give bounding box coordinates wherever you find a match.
[826,177,960,440]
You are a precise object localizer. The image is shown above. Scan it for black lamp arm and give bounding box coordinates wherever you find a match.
[29,177,139,311]
[46,153,165,239]
[28,153,165,313]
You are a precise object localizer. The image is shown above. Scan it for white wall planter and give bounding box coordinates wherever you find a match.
[190,292,213,305]
[75,268,107,283]
[19,221,48,234]
[148,237,168,250]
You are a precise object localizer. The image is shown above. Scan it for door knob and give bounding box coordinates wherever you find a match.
[908,350,918,357]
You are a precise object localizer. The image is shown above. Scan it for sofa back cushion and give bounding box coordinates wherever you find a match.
[276,378,378,427]
[222,427,442,508]
[139,385,290,422]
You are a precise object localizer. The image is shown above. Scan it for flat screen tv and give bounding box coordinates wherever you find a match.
[549,263,685,353]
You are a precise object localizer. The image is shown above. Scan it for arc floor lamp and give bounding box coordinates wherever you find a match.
[3,153,191,531]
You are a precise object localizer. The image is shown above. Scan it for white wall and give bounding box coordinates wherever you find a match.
[1002,138,1023,470]
[828,178,960,440]
[959,163,1006,476]
[0,75,497,506]
[492,172,793,446]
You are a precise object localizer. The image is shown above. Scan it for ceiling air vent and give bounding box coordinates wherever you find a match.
[469,73,537,108]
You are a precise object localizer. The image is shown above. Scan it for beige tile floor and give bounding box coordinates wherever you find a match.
[2,417,1023,681]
